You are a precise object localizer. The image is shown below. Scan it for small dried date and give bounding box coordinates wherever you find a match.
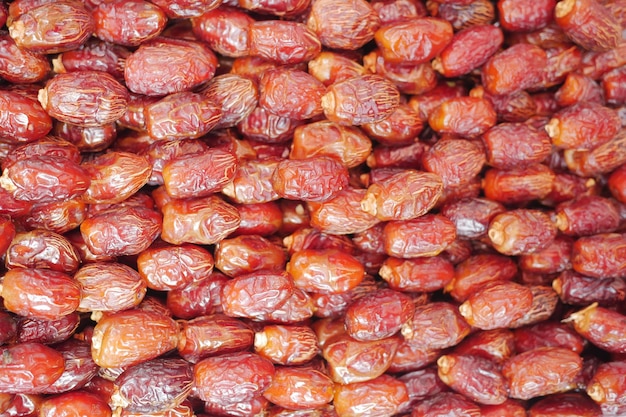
[321,74,401,126]
[0,268,81,321]
[0,342,65,394]
[39,70,129,127]
[111,358,193,414]
[502,347,582,400]
[91,309,180,368]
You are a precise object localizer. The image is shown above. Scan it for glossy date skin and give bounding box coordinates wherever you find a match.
[124,37,217,96]
[0,343,65,394]
[272,156,349,203]
[0,32,50,83]
[91,309,180,368]
[0,89,52,143]
[1,268,81,321]
[8,1,94,54]
[39,70,130,127]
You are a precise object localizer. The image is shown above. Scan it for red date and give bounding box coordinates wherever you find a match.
[39,70,129,127]
[91,309,179,368]
[1,268,80,321]
[321,74,400,126]
[502,347,582,400]
[272,156,349,202]
[8,1,94,54]
[0,343,65,394]
[124,37,217,96]
[194,352,274,405]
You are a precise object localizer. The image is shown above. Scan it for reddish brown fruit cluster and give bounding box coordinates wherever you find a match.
[1,0,626,416]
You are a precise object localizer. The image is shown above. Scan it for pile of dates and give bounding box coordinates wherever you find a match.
[1,0,626,415]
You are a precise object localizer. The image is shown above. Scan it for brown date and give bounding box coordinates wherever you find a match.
[248,20,321,65]
[321,74,400,126]
[308,187,380,235]
[481,122,552,169]
[334,374,408,417]
[194,352,275,405]
[93,0,167,47]
[272,156,349,203]
[571,233,626,278]
[422,138,486,187]
[503,347,582,400]
[432,24,503,78]
[401,302,471,350]
[111,358,193,414]
[322,333,401,384]
[162,148,236,199]
[124,37,217,96]
[487,209,557,256]
[498,0,557,32]
[308,51,367,87]
[138,243,214,291]
[220,269,295,320]
[383,214,457,258]
[307,0,380,50]
[287,248,365,294]
[554,269,626,306]
[177,314,254,363]
[428,96,497,138]
[16,313,80,345]
[254,324,318,365]
[482,43,548,96]
[459,281,534,330]
[8,1,94,54]
[0,155,90,204]
[80,205,162,257]
[361,169,443,221]
[6,229,80,273]
[437,353,508,405]
[52,38,130,81]
[81,151,151,204]
[546,102,621,150]
[554,0,622,51]
[39,70,129,127]
[75,262,146,313]
[0,343,65,394]
[0,32,50,84]
[375,17,453,64]
[379,255,455,293]
[214,234,285,277]
[291,120,372,168]
[344,288,414,341]
[144,92,222,140]
[258,67,325,121]
[0,89,52,143]
[1,268,80,321]
[586,360,626,412]
[91,309,179,368]
[263,366,334,411]
[566,303,626,353]
[191,6,254,58]
[201,73,259,129]
[39,391,112,417]
[161,195,241,245]
[446,253,518,302]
